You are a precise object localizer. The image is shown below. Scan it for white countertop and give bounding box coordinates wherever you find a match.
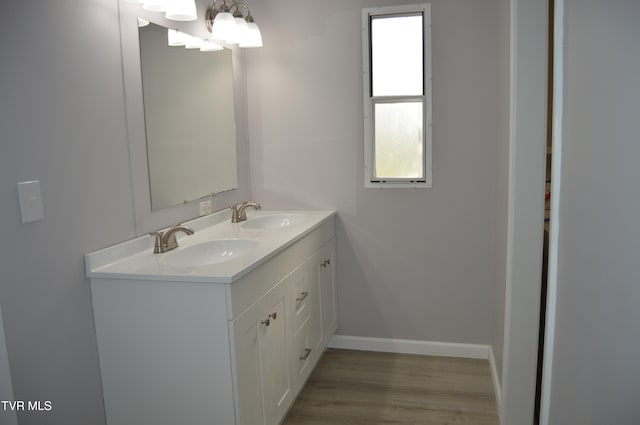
[85,209,336,283]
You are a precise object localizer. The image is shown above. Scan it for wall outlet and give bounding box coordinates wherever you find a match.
[199,200,212,216]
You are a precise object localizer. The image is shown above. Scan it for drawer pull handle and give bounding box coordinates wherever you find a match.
[321,259,331,268]
[299,348,312,361]
[261,312,277,326]
[296,291,309,302]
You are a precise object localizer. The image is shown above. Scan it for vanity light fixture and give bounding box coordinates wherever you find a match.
[141,0,166,12]
[165,0,198,21]
[125,0,198,22]
[206,0,263,48]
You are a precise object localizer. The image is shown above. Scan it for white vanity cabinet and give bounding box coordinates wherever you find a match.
[88,212,336,425]
[229,231,337,425]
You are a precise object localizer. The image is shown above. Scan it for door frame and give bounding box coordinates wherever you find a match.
[501,0,551,423]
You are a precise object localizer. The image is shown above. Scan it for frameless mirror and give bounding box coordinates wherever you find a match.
[138,22,238,211]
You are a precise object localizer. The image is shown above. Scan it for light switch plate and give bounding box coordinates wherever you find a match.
[17,180,44,223]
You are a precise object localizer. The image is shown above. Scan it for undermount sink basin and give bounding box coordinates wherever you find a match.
[161,239,258,267]
[242,214,307,230]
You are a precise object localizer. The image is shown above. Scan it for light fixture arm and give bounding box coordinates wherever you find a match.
[231,2,258,24]
[206,0,252,27]
[211,0,232,11]
[230,2,251,17]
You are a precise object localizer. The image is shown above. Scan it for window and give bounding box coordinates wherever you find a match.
[362,4,432,188]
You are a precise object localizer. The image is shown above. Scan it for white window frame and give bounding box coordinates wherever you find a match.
[362,4,432,188]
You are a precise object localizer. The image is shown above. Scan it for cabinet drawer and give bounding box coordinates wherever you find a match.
[293,317,315,386]
[291,264,314,334]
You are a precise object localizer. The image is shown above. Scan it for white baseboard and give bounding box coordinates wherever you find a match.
[328,335,490,359]
[489,346,503,424]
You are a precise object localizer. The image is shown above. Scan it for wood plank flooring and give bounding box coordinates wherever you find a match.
[282,349,499,425]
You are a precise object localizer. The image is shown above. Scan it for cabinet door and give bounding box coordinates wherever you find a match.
[318,240,337,345]
[232,299,266,425]
[232,279,293,425]
[260,285,293,425]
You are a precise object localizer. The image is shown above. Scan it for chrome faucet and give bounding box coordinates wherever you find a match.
[150,224,195,253]
[231,201,262,223]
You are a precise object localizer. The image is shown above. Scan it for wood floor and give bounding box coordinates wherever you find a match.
[282,349,499,425]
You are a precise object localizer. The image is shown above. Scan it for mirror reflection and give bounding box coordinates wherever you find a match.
[138,22,238,211]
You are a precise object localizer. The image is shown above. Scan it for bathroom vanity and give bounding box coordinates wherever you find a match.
[85,209,337,425]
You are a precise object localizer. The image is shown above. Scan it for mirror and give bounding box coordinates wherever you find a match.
[119,4,250,236]
[138,22,238,210]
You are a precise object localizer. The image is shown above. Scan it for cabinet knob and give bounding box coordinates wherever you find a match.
[261,312,277,326]
[299,348,312,361]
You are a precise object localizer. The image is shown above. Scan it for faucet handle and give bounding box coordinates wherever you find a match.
[149,231,164,254]
[231,204,242,223]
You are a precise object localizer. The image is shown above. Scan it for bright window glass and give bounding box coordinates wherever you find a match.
[374,101,424,179]
[371,15,423,97]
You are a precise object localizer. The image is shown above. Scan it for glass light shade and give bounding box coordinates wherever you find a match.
[137,18,150,27]
[167,29,186,46]
[225,17,248,44]
[210,11,235,41]
[239,22,263,48]
[165,0,197,22]
[143,0,166,12]
[200,40,224,52]
[184,35,203,49]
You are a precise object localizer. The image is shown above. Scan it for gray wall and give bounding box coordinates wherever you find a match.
[0,1,133,424]
[0,1,248,424]
[245,0,500,345]
[548,0,640,423]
